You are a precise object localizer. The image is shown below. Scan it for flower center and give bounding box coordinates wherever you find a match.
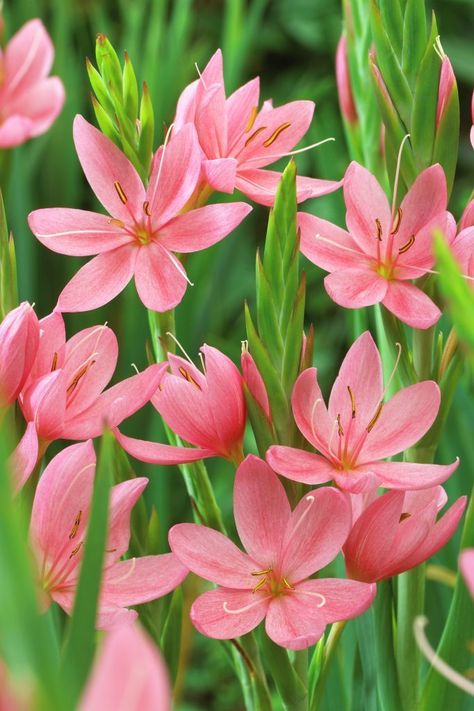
[250,568,294,596]
[372,208,416,278]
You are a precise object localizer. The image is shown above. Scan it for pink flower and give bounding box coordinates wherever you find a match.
[15,311,162,487]
[452,222,474,286]
[267,332,459,494]
[343,486,466,582]
[116,345,246,466]
[169,456,375,650]
[241,347,271,420]
[174,49,341,206]
[0,302,39,406]
[460,549,474,598]
[335,36,357,124]
[0,19,64,147]
[28,116,251,312]
[80,623,171,711]
[298,162,456,328]
[30,441,187,629]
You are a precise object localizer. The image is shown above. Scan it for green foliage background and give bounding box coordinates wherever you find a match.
[1,0,473,708]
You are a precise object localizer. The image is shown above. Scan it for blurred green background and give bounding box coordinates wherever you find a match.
[1,0,473,708]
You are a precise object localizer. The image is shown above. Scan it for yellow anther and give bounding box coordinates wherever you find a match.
[69,510,82,540]
[143,201,151,216]
[252,577,268,593]
[367,402,383,432]
[69,542,83,559]
[244,106,259,132]
[245,126,267,147]
[67,360,95,397]
[178,366,201,389]
[108,217,125,228]
[375,218,383,241]
[399,512,411,522]
[251,568,273,576]
[337,413,344,437]
[347,385,356,418]
[263,122,291,147]
[391,207,402,235]
[51,352,58,372]
[399,234,415,254]
[114,180,128,204]
[282,578,294,590]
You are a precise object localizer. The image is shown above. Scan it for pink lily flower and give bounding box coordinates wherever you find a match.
[14,311,162,488]
[343,486,467,582]
[28,116,251,312]
[169,456,375,650]
[80,624,171,711]
[0,19,64,147]
[0,302,39,406]
[30,441,187,629]
[116,345,245,466]
[460,549,474,598]
[267,332,459,494]
[174,49,341,206]
[298,162,456,328]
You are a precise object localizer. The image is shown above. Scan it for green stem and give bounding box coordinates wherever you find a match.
[260,634,307,710]
[311,621,347,710]
[396,564,426,711]
[373,580,403,711]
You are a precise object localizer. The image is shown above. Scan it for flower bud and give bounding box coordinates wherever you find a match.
[0,302,39,406]
[336,35,358,124]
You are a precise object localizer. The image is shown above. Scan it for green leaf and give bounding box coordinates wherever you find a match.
[243,382,276,458]
[378,0,404,57]
[410,15,440,170]
[60,431,114,709]
[123,51,139,122]
[402,0,427,86]
[0,192,18,319]
[160,587,183,685]
[138,82,155,182]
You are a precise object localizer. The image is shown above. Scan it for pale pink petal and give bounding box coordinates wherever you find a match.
[332,467,380,494]
[266,446,336,485]
[396,212,456,276]
[396,165,447,245]
[202,158,238,193]
[4,20,53,93]
[147,124,201,228]
[201,49,224,87]
[298,211,364,272]
[0,115,34,148]
[52,590,136,630]
[460,549,474,598]
[114,429,215,465]
[191,587,269,639]
[101,554,188,606]
[29,208,132,256]
[10,421,39,493]
[80,624,171,711]
[344,162,392,254]
[265,594,326,650]
[57,244,136,313]
[381,281,441,329]
[134,242,187,312]
[236,168,341,207]
[195,83,228,158]
[361,380,440,460]
[30,370,67,440]
[105,478,149,561]
[452,227,474,277]
[226,77,260,150]
[174,79,199,129]
[169,523,257,588]
[159,202,251,253]
[291,368,333,454]
[371,459,459,490]
[6,77,64,137]
[0,302,40,404]
[280,487,351,583]
[73,116,145,222]
[324,268,388,308]
[234,455,291,565]
[460,200,474,231]
[294,578,376,623]
[241,351,270,419]
[61,364,164,439]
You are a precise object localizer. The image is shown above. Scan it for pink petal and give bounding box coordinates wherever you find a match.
[169,523,257,588]
[4,20,53,94]
[265,593,326,650]
[0,115,35,148]
[159,202,251,253]
[61,364,164,440]
[174,79,199,129]
[344,162,392,255]
[396,165,447,244]
[202,158,238,193]
[298,211,364,272]
[52,590,136,630]
[294,578,376,623]
[332,467,380,494]
[134,242,187,312]
[10,421,39,493]
[328,332,383,451]
[147,124,201,228]
[79,624,171,711]
[324,268,388,308]
[291,368,333,455]
[361,380,440,461]
[396,212,456,277]
[29,208,132,256]
[236,168,341,207]
[29,310,65,381]
[101,554,188,607]
[234,455,291,565]
[29,369,67,440]
[266,446,336,485]
[57,244,136,313]
[241,350,271,419]
[0,302,40,404]
[191,587,269,640]
[460,549,474,598]
[30,441,96,563]
[5,77,64,137]
[201,49,224,87]
[114,429,215,465]
[73,115,145,222]
[371,459,459,490]
[460,200,474,231]
[226,77,260,150]
[195,83,228,158]
[106,478,149,561]
[280,487,351,583]
[381,281,441,329]
[452,227,474,277]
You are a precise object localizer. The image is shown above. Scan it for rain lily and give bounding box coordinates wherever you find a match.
[174,49,341,206]
[0,302,39,406]
[343,486,466,582]
[0,19,64,147]
[15,311,162,488]
[298,162,456,328]
[460,549,474,598]
[116,345,246,466]
[28,116,251,312]
[267,331,459,493]
[169,455,375,650]
[31,441,187,629]
[80,624,171,711]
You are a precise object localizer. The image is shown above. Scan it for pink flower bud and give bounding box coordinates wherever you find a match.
[0,302,39,406]
[336,35,358,124]
[436,56,456,128]
[241,348,271,421]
